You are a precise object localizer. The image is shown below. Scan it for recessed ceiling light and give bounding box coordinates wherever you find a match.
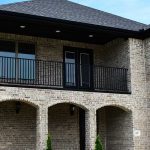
[56,30,61,33]
[89,34,94,38]
[20,25,26,29]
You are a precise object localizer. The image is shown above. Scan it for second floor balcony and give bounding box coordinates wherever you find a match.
[0,56,129,93]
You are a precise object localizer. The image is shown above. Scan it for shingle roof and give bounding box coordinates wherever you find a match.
[0,0,148,31]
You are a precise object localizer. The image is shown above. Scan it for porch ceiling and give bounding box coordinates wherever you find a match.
[0,10,142,44]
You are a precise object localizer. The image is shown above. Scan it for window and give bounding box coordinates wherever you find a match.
[0,40,16,78]
[0,40,15,57]
[0,40,35,80]
[18,43,35,80]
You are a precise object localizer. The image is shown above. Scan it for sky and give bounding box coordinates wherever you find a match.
[0,0,149,25]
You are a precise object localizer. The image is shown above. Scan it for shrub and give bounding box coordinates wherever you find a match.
[95,135,103,150]
[46,134,52,150]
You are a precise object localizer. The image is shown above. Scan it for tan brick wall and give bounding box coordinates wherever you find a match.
[0,32,129,68]
[0,32,148,150]
[144,38,150,96]
[104,38,130,68]
[48,104,80,150]
[129,38,148,150]
[0,101,36,150]
[143,37,150,150]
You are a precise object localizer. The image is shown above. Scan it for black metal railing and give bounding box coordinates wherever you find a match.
[0,56,129,93]
[94,66,128,92]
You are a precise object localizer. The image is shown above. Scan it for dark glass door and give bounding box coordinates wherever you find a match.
[64,47,93,89]
[80,53,91,89]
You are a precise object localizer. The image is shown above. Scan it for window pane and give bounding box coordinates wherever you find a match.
[0,40,15,53]
[18,43,35,54]
[18,43,35,80]
[65,51,76,86]
[0,40,15,78]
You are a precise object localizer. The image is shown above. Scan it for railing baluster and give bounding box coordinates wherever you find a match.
[94,66,96,89]
[6,57,8,82]
[1,57,3,81]
[125,69,127,91]
[37,60,38,85]
[98,66,100,89]
[49,61,51,86]
[47,61,49,86]
[32,59,34,85]
[109,68,112,90]
[43,60,44,85]
[114,67,117,91]
[29,59,30,83]
[3,57,5,82]
[9,57,11,82]
[54,62,56,86]
[19,58,21,84]
[98,67,100,89]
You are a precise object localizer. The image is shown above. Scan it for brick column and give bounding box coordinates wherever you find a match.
[129,38,148,150]
[85,110,97,150]
[36,106,48,150]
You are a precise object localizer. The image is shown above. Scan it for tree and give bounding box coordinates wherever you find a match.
[95,135,103,150]
[46,134,52,150]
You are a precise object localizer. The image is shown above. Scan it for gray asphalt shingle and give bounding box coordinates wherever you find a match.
[0,0,148,31]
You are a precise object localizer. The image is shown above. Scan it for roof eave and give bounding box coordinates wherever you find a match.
[0,9,141,37]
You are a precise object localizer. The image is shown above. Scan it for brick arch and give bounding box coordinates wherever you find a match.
[96,103,132,112]
[0,99,39,108]
[48,101,89,111]
[96,104,134,150]
[48,101,87,150]
[0,99,37,150]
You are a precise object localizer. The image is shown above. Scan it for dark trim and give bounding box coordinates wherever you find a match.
[0,10,143,36]
[143,28,150,39]
[96,110,99,135]
[0,83,131,94]
[79,108,85,150]
[1,9,150,40]
[0,10,149,45]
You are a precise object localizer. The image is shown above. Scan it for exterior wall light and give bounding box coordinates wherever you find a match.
[16,102,21,114]
[20,25,26,29]
[89,34,93,38]
[70,104,75,116]
[56,30,61,33]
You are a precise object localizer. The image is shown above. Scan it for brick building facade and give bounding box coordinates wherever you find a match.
[0,0,149,150]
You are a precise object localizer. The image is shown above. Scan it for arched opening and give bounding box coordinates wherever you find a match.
[48,103,86,150]
[97,106,133,150]
[0,100,37,150]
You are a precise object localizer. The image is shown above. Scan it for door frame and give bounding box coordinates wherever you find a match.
[63,46,93,90]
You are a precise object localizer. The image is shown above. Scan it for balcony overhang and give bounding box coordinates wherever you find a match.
[0,10,142,44]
